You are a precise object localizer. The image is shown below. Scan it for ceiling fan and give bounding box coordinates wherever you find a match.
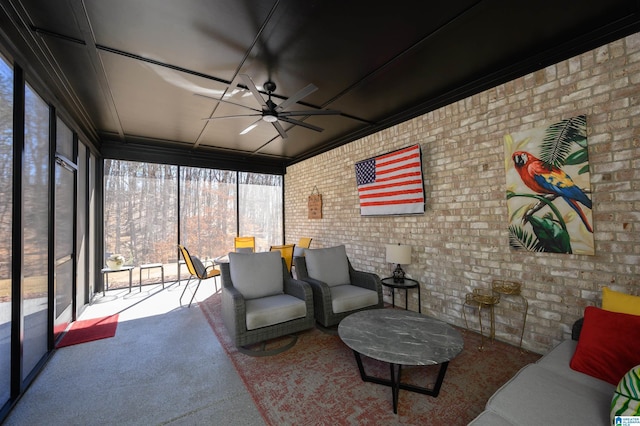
[197,74,340,138]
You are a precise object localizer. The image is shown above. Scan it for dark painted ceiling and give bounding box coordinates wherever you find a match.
[2,0,639,172]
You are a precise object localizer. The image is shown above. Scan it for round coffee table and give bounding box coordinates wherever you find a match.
[338,309,463,414]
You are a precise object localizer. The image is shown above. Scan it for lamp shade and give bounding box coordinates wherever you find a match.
[386,244,411,265]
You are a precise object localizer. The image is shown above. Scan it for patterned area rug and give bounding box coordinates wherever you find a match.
[199,294,540,425]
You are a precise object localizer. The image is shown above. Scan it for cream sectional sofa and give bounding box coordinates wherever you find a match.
[468,337,615,425]
[470,293,640,426]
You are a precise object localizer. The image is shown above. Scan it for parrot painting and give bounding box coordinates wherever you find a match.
[512,151,593,233]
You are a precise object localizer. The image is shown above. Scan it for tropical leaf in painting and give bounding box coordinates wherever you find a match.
[509,225,543,252]
[528,215,572,254]
[539,115,587,168]
[564,148,589,166]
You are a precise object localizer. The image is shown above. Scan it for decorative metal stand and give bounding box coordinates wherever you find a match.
[463,280,528,351]
[492,280,528,350]
[463,288,500,350]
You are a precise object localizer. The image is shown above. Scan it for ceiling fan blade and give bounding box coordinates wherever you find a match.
[278,109,341,117]
[240,118,262,135]
[203,114,261,120]
[278,117,324,132]
[272,121,288,139]
[194,93,262,113]
[276,83,318,111]
[239,74,268,108]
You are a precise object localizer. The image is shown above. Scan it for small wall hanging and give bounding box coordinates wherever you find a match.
[308,186,322,219]
[504,114,594,255]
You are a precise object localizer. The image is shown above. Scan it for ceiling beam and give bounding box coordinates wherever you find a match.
[100,135,287,175]
[67,0,125,142]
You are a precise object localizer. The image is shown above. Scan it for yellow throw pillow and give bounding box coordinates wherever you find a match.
[602,287,640,316]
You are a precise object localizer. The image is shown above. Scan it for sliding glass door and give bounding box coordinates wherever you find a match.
[53,118,76,338]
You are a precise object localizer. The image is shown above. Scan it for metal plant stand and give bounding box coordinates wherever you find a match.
[492,280,528,350]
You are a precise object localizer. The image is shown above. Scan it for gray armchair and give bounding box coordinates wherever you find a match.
[220,251,314,356]
[293,245,383,331]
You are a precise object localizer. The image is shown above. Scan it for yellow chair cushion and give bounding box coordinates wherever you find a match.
[602,287,640,316]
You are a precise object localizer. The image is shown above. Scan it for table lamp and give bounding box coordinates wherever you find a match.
[386,244,411,283]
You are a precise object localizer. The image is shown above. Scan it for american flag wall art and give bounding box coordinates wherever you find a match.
[355,144,425,216]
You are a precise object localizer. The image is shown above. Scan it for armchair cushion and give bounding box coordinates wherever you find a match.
[304,245,350,287]
[229,251,283,300]
[330,284,380,314]
[245,294,308,330]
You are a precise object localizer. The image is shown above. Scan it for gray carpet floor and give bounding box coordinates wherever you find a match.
[3,280,265,426]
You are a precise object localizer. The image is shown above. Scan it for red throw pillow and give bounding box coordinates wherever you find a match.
[570,306,640,385]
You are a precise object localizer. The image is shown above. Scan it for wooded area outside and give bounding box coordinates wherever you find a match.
[0,58,12,298]
[0,53,12,408]
[103,160,283,287]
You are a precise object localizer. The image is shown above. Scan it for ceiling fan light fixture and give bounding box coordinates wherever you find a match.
[262,114,278,123]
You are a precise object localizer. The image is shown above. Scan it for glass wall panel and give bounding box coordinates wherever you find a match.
[55,117,73,160]
[239,172,283,252]
[88,152,95,299]
[0,55,13,408]
[103,163,282,287]
[180,167,237,262]
[22,83,49,380]
[103,161,178,287]
[76,142,87,308]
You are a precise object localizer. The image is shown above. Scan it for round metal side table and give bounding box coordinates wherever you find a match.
[381,277,421,313]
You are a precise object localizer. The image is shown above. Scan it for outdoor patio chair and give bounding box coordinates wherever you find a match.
[293,245,383,332]
[220,251,314,356]
[178,244,221,307]
[234,236,255,253]
[293,237,312,258]
[269,244,295,273]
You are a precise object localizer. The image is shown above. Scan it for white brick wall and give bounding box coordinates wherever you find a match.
[285,33,640,354]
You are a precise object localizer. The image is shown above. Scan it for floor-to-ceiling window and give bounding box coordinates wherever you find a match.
[76,142,90,310]
[180,167,237,260]
[0,52,97,423]
[103,160,283,288]
[239,172,283,252]
[22,83,49,381]
[0,53,13,410]
[103,161,179,286]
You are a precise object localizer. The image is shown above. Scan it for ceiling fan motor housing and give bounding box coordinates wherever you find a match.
[263,81,277,93]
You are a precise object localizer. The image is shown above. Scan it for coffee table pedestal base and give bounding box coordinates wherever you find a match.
[352,350,449,414]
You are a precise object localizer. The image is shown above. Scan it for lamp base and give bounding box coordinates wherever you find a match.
[392,264,405,283]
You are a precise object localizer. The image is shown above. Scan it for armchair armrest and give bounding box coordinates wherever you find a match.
[283,275,313,303]
[348,262,383,306]
[220,262,248,338]
[348,263,381,292]
[293,256,335,325]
